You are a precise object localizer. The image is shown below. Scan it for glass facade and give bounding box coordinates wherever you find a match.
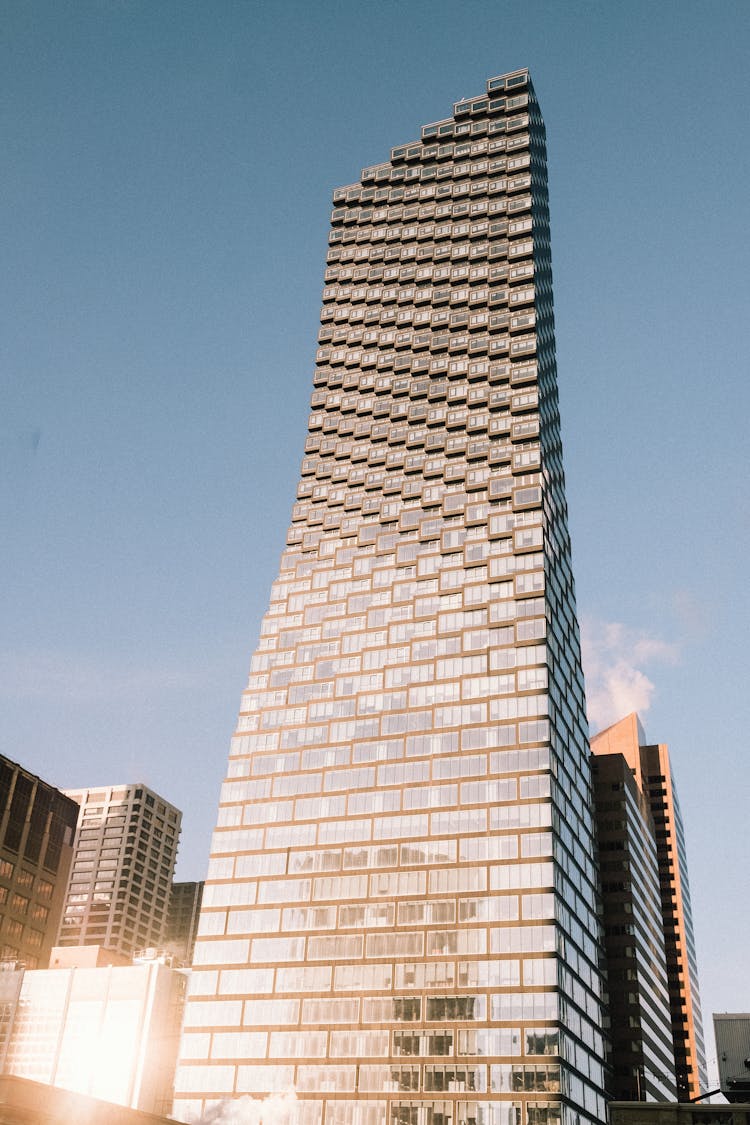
[2,962,186,1115]
[174,69,608,1125]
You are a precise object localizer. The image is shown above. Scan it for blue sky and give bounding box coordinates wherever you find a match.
[2,0,748,1076]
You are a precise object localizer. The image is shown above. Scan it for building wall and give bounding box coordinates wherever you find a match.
[591,716,707,1101]
[714,1015,750,1102]
[1,961,186,1116]
[164,881,204,965]
[639,744,707,1101]
[58,785,181,958]
[174,69,608,1125]
[0,755,78,968]
[591,752,676,1100]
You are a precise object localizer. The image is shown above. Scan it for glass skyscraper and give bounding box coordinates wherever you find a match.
[175,68,608,1125]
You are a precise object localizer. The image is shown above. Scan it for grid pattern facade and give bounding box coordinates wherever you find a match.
[590,716,707,1102]
[175,69,607,1125]
[0,755,78,968]
[637,746,706,1101]
[1,962,186,1114]
[591,753,676,1100]
[58,785,181,958]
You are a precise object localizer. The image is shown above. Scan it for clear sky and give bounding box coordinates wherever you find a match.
[2,0,748,1080]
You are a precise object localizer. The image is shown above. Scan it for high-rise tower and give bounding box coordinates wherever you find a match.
[590,749,676,1101]
[58,783,181,958]
[591,715,707,1101]
[175,69,608,1125]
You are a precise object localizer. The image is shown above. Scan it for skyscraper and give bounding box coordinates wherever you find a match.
[58,784,181,959]
[590,751,676,1101]
[590,716,707,1102]
[175,69,608,1125]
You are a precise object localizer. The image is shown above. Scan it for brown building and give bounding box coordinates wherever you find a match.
[591,750,676,1100]
[0,756,78,969]
[591,715,707,1101]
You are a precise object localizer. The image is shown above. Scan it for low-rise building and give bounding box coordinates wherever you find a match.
[0,958,186,1116]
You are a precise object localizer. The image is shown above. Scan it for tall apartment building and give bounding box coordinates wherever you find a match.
[0,755,78,968]
[58,784,181,959]
[175,69,608,1125]
[591,715,707,1101]
[590,752,676,1101]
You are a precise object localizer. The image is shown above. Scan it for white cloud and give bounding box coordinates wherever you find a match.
[580,617,679,733]
[200,1091,298,1125]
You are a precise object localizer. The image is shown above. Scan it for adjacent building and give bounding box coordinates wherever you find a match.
[591,715,707,1101]
[175,69,609,1125]
[57,785,181,959]
[163,881,204,966]
[0,957,186,1116]
[0,755,79,969]
[714,1014,750,1103]
[590,751,676,1101]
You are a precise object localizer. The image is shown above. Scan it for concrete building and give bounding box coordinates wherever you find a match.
[164,881,204,966]
[590,752,676,1100]
[58,785,181,959]
[0,958,186,1117]
[591,715,707,1101]
[714,1015,750,1102]
[0,755,78,969]
[174,68,608,1125]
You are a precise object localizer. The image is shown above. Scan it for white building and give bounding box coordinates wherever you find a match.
[2,958,186,1116]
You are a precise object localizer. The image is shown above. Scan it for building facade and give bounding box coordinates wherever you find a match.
[714,1015,750,1102]
[0,755,78,969]
[175,69,608,1125]
[164,881,204,966]
[58,785,181,959]
[590,752,676,1101]
[0,959,186,1116]
[591,715,707,1101]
